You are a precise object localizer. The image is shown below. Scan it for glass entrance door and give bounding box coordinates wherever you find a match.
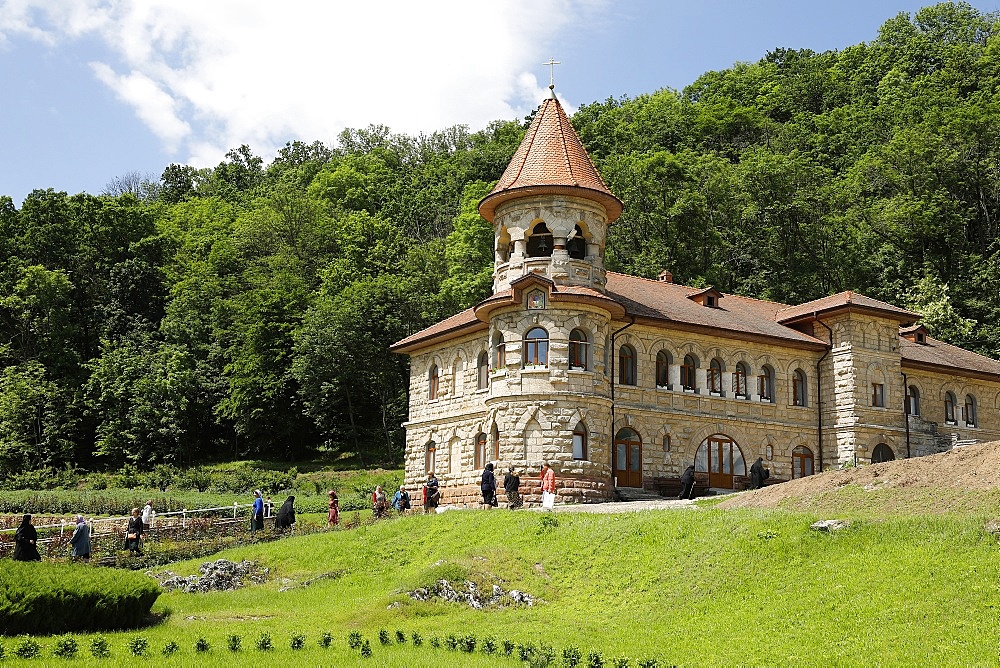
[614,428,643,488]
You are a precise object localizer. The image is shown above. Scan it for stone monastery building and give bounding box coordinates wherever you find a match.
[391,88,1000,505]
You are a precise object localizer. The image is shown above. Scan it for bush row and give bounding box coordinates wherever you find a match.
[0,562,160,635]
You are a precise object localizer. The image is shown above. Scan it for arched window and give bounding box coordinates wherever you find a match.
[655,350,671,388]
[906,385,920,416]
[872,443,894,463]
[569,329,589,370]
[526,222,553,257]
[791,445,814,479]
[428,365,440,400]
[474,432,487,470]
[619,344,637,386]
[572,422,588,460]
[491,423,500,460]
[758,365,775,402]
[524,327,549,367]
[681,354,698,391]
[567,225,586,259]
[425,441,436,473]
[452,357,464,397]
[964,394,977,427]
[493,332,506,370]
[708,358,724,395]
[477,352,489,390]
[733,362,750,398]
[944,391,957,424]
[792,369,808,407]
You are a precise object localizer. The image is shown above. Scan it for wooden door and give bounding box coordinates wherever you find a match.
[705,436,745,489]
[614,429,643,488]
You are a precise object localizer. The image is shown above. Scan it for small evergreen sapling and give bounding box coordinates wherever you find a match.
[290,634,306,650]
[90,636,111,658]
[195,637,210,652]
[319,632,333,648]
[360,639,372,657]
[410,631,422,646]
[379,629,391,645]
[348,631,363,649]
[128,636,149,657]
[53,636,78,659]
[563,645,582,666]
[15,637,41,659]
[395,629,406,644]
[588,650,605,667]
[429,636,441,648]
[162,641,179,656]
[481,636,498,654]
[256,632,273,651]
[227,634,242,652]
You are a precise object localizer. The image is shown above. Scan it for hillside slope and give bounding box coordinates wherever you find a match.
[718,440,1000,516]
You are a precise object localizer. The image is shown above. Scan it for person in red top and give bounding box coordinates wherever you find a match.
[540,462,556,508]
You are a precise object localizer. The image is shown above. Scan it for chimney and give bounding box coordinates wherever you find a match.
[658,270,673,283]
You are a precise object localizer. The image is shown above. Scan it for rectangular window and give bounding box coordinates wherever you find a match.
[758,375,772,401]
[572,433,585,460]
[733,370,747,397]
[708,368,721,393]
[792,377,804,406]
[681,364,695,390]
[872,383,884,408]
[945,398,956,424]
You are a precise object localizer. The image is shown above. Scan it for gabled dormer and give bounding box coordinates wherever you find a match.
[901,324,929,344]
[687,287,724,308]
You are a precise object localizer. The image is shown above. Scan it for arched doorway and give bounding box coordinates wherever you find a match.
[695,435,746,489]
[872,443,895,463]
[614,428,642,488]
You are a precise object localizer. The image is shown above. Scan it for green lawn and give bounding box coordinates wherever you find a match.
[4,505,1000,666]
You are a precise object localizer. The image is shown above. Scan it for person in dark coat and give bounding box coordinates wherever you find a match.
[125,507,144,556]
[481,462,497,509]
[750,457,769,489]
[69,514,91,562]
[423,473,440,513]
[275,495,296,531]
[503,467,522,510]
[12,514,41,561]
[679,465,696,500]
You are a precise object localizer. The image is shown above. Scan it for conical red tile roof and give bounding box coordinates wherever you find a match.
[479,91,623,222]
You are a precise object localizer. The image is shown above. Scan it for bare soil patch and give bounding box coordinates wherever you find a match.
[717,440,1000,515]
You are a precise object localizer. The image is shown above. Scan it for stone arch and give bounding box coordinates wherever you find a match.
[616,332,648,356]
[728,348,756,368]
[753,352,777,371]
[685,422,753,457]
[513,405,541,434]
[678,340,708,361]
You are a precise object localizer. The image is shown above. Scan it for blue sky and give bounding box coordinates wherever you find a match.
[1,0,998,206]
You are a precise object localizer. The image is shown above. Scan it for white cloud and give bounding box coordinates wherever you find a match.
[0,0,608,167]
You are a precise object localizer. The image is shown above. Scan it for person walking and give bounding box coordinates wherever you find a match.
[275,496,296,532]
[327,490,340,527]
[372,485,389,518]
[391,486,410,514]
[750,457,770,490]
[12,514,41,561]
[69,514,91,563]
[251,490,265,533]
[503,467,522,510]
[125,508,144,556]
[540,462,557,509]
[141,499,154,531]
[481,463,497,509]
[423,472,440,513]
[679,464,696,500]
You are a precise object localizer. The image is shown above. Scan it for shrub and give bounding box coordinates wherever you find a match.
[430,636,441,648]
[53,636,78,658]
[537,513,559,533]
[411,631,422,646]
[0,562,160,635]
[227,634,242,652]
[348,631,362,649]
[637,659,658,668]
[503,639,516,656]
[519,642,537,661]
[613,658,630,668]
[460,634,477,652]
[360,639,372,657]
[379,628,391,645]
[290,634,305,650]
[15,637,41,659]
[128,636,149,656]
[563,645,582,666]
[195,637,210,652]
[319,632,333,648]
[482,636,497,654]
[588,650,605,667]
[163,641,179,655]
[395,629,406,644]
[256,633,273,651]
[90,636,111,658]
[445,634,459,650]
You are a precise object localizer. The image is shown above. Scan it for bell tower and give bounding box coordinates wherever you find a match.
[478,87,623,294]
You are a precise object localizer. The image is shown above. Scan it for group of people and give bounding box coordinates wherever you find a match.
[477,462,555,510]
[10,508,125,563]
[251,490,295,532]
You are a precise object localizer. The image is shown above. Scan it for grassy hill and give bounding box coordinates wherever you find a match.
[8,484,1000,666]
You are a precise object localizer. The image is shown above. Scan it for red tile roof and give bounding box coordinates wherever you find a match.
[777,291,918,324]
[478,93,623,223]
[900,334,1000,378]
[604,273,827,347]
[389,308,484,353]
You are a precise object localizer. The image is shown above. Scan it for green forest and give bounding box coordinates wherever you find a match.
[2,2,999,478]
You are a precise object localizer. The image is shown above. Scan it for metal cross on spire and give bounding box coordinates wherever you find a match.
[543,57,561,89]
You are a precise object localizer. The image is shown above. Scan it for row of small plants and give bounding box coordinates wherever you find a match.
[0,630,662,667]
[352,629,663,667]
[0,631,331,660]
